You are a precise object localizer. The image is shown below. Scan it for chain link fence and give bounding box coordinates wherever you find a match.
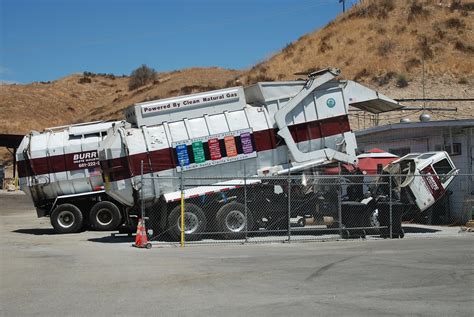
[139,172,473,245]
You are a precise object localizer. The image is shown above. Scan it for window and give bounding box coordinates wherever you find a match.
[432,158,455,183]
[389,147,411,157]
[418,153,436,160]
[434,143,462,156]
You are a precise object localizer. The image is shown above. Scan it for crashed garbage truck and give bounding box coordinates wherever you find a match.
[98,68,457,240]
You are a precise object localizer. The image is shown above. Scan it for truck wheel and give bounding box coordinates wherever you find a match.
[50,204,84,234]
[369,209,380,227]
[216,202,254,239]
[89,201,122,231]
[168,203,207,241]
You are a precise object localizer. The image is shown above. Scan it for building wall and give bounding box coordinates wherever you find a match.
[356,126,473,222]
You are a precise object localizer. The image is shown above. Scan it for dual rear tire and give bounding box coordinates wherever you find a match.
[50,201,122,234]
[167,202,253,241]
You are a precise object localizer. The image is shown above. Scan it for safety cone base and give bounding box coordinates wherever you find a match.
[133,218,152,249]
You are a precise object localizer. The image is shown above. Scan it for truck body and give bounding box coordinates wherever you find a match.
[16,121,126,233]
[100,68,447,240]
[17,68,457,237]
[380,151,458,211]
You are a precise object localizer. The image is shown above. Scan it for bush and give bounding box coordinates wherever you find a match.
[347,0,395,19]
[78,76,92,84]
[458,77,468,85]
[128,64,157,91]
[372,71,395,86]
[396,74,408,88]
[319,40,333,53]
[353,68,370,81]
[377,40,395,57]
[454,40,474,54]
[418,36,433,59]
[445,17,464,29]
[83,71,96,77]
[404,58,421,70]
[408,0,429,21]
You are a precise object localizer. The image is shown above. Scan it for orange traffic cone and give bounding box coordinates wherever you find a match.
[133,218,152,249]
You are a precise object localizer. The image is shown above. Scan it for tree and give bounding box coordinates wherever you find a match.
[128,64,157,90]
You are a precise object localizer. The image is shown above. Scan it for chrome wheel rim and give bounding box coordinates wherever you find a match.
[370,209,380,227]
[96,208,113,226]
[57,210,75,229]
[225,210,246,232]
[179,212,199,234]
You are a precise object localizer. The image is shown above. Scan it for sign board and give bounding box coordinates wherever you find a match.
[172,128,256,172]
[68,150,100,170]
[141,89,240,116]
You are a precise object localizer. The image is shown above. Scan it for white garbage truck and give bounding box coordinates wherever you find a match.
[98,68,458,240]
[16,121,126,233]
[16,68,457,236]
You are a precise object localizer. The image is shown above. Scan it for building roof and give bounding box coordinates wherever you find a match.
[0,134,24,149]
[356,119,474,137]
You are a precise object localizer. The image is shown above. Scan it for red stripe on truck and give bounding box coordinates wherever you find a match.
[17,150,100,178]
[104,115,350,182]
[19,115,351,181]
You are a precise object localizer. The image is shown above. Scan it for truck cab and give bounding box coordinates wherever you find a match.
[383,151,458,212]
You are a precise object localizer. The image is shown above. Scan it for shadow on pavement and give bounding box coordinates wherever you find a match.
[402,226,441,233]
[13,228,57,235]
[88,234,135,244]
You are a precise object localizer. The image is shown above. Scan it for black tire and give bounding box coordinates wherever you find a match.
[216,202,254,239]
[50,203,84,234]
[168,203,207,241]
[89,201,122,231]
[398,228,405,239]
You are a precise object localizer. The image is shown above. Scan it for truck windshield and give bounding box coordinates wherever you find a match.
[432,159,454,183]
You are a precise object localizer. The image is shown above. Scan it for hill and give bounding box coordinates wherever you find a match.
[238,0,473,126]
[1,0,472,162]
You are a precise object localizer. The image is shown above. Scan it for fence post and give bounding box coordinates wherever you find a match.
[287,169,291,243]
[140,160,145,221]
[180,163,185,248]
[389,174,393,239]
[338,168,343,238]
[244,163,248,244]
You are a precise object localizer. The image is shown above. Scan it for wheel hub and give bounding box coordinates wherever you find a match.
[225,210,246,232]
[57,210,75,229]
[370,209,380,227]
[96,208,113,226]
[179,212,199,234]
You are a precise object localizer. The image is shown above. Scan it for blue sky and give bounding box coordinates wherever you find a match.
[1,0,350,84]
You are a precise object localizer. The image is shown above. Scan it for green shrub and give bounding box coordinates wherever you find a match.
[396,74,408,88]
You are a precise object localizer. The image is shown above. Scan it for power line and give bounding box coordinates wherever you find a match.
[395,98,474,102]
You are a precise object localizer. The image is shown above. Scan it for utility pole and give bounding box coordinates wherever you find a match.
[339,0,346,13]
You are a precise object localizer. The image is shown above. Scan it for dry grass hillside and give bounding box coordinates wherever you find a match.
[1,0,472,162]
[83,67,242,122]
[0,68,241,135]
[238,0,473,125]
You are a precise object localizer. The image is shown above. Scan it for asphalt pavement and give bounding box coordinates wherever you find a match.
[1,191,473,316]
